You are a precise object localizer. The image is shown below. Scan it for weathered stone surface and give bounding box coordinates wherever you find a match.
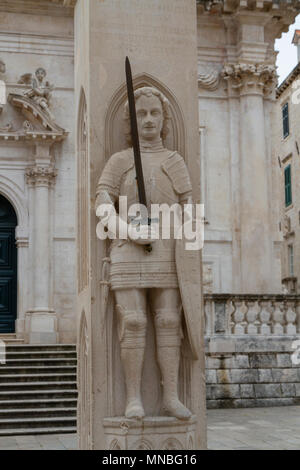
[271,369,299,383]
[208,385,240,400]
[257,369,274,383]
[276,353,293,368]
[240,385,255,399]
[254,384,282,399]
[281,384,296,397]
[206,370,217,384]
[250,354,277,369]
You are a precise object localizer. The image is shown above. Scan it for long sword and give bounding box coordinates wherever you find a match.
[125,57,152,253]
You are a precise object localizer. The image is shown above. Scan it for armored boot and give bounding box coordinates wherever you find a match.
[116,306,147,419]
[154,308,192,420]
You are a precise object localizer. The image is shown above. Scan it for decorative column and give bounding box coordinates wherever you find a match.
[223,62,277,293]
[15,227,29,339]
[25,155,58,343]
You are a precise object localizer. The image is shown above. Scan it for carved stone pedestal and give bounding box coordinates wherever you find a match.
[103,417,197,451]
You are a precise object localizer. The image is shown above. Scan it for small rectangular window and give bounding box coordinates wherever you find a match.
[284,164,292,207]
[283,103,289,139]
[288,244,294,277]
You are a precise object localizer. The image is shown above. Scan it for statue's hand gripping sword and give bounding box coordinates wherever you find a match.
[125,57,152,253]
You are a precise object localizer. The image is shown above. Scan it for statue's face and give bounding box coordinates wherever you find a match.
[136,94,163,142]
[36,69,46,82]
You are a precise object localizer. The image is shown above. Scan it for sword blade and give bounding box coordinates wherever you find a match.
[125,57,147,208]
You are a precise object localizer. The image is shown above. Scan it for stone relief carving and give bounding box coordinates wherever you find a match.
[95,87,201,420]
[222,63,277,95]
[19,68,55,121]
[198,69,220,91]
[130,439,153,450]
[109,439,122,450]
[25,165,57,188]
[161,437,183,450]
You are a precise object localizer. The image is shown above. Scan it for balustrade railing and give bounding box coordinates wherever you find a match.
[204,294,300,336]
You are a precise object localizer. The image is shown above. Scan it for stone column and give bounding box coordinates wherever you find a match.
[223,63,277,293]
[75,0,206,450]
[25,161,58,344]
[15,228,29,339]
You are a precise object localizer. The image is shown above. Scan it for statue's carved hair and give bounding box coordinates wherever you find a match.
[123,86,171,144]
[35,67,46,77]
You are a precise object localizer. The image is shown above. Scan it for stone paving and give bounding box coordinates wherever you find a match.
[0,406,299,450]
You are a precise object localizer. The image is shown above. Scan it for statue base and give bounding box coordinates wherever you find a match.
[103,416,197,450]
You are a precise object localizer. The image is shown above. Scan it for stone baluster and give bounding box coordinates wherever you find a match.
[272,301,285,335]
[232,299,248,334]
[285,300,297,335]
[246,300,260,334]
[259,300,271,334]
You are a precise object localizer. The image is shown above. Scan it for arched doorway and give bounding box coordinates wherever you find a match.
[0,195,17,333]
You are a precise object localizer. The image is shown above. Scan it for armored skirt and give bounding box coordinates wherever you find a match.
[96,147,192,291]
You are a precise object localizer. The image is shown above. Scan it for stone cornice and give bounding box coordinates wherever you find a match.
[197,1,300,41]
[197,0,300,14]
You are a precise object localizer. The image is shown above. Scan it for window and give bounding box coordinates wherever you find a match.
[288,244,294,277]
[282,102,290,139]
[284,164,292,207]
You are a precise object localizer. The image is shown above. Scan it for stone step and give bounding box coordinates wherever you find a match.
[0,381,77,391]
[0,339,25,345]
[0,344,78,435]
[4,351,77,359]
[0,426,76,437]
[0,398,77,409]
[0,373,76,383]
[0,390,77,400]
[3,358,77,367]
[5,344,76,351]
[0,416,76,430]
[0,407,76,419]
[0,366,76,375]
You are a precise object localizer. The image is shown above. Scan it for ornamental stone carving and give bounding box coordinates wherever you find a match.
[25,165,57,187]
[19,68,55,121]
[222,63,277,95]
[198,69,220,91]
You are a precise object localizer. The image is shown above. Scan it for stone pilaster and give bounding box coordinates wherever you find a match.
[222,62,278,293]
[25,163,58,344]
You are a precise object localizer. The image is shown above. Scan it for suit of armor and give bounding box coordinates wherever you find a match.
[95,88,193,420]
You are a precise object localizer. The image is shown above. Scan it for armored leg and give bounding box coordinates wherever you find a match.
[115,304,147,419]
[154,307,192,420]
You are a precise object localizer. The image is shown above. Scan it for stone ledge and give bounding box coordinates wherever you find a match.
[206,335,300,354]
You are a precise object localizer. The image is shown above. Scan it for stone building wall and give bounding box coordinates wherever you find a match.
[0,1,76,342]
[274,63,300,295]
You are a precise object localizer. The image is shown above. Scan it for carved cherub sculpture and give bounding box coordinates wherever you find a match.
[21,68,55,120]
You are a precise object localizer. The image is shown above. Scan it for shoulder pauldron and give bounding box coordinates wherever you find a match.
[161,152,192,195]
